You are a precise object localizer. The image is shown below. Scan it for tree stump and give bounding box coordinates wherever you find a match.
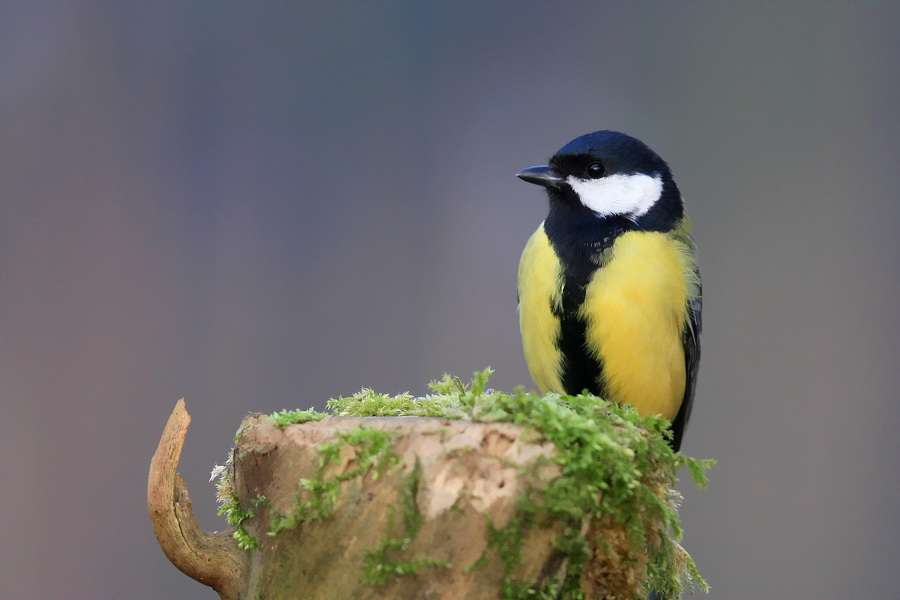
[149,400,691,599]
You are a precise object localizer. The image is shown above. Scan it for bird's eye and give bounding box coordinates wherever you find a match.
[585,162,605,179]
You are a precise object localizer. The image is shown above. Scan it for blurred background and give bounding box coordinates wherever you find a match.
[2,2,897,598]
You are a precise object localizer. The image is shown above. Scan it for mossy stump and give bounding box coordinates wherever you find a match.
[149,397,695,600]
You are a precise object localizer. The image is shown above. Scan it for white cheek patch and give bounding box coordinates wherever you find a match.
[567,172,663,220]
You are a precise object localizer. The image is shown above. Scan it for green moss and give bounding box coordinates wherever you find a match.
[507,576,567,600]
[269,407,327,427]
[401,460,424,537]
[361,520,452,585]
[269,478,340,536]
[233,421,254,443]
[361,461,452,585]
[212,451,262,550]
[216,494,267,550]
[269,426,399,536]
[318,427,401,481]
[327,388,467,419]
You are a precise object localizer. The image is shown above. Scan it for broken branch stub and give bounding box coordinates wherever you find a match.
[147,400,245,600]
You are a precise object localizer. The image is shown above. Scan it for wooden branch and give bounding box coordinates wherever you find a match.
[148,400,245,600]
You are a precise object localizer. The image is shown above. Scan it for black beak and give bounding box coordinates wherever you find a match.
[516,165,564,189]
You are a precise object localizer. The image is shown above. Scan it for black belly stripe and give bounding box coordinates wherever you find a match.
[553,262,601,396]
[544,206,630,398]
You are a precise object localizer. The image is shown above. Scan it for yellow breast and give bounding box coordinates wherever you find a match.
[517,225,564,394]
[518,226,697,421]
[582,231,695,420]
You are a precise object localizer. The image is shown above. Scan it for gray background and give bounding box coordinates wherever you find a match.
[2,2,897,598]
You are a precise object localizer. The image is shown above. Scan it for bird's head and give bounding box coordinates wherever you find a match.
[517,130,682,230]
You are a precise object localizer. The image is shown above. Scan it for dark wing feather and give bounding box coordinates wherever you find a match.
[669,279,701,452]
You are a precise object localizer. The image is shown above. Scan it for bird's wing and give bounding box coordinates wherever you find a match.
[670,278,701,451]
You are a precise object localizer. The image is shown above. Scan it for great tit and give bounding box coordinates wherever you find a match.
[516,130,701,451]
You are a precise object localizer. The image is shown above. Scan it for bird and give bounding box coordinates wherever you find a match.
[516,130,701,451]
